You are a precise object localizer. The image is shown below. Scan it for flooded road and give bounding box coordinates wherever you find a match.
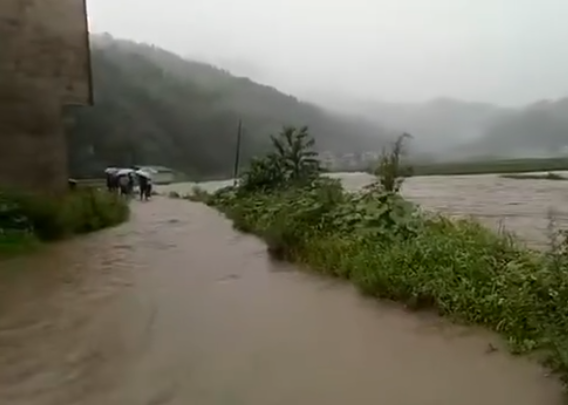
[0,197,563,404]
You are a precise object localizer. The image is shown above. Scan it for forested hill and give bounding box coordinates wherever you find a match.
[312,94,568,162]
[458,99,568,158]
[66,34,389,178]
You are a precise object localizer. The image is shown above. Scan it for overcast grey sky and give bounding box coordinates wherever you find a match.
[87,0,568,106]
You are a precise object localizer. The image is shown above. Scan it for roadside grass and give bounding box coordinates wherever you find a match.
[0,188,130,257]
[357,156,568,177]
[500,172,568,181]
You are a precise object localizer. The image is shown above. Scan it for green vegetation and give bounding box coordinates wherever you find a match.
[188,125,568,385]
[500,172,568,181]
[358,155,568,178]
[66,34,387,180]
[0,189,129,256]
[405,157,568,176]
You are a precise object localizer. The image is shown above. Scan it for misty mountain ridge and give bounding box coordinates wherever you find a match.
[69,33,568,179]
[296,89,568,160]
[66,34,392,178]
[178,52,568,161]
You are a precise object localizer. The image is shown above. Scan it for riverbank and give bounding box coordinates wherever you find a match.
[500,172,568,181]
[184,128,568,390]
[411,157,568,176]
[0,189,129,256]
[353,156,568,177]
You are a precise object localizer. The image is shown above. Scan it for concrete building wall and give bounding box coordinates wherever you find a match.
[0,0,92,105]
[0,0,92,192]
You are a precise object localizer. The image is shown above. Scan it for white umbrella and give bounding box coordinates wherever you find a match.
[116,168,134,176]
[135,170,152,179]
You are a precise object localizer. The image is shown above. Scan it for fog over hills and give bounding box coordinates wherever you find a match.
[189,54,568,162]
[66,35,393,178]
[82,0,568,171]
[296,89,568,161]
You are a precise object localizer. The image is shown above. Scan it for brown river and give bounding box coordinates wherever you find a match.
[0,173,566,404]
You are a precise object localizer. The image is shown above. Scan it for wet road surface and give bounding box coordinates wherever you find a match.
[0,198,563,404]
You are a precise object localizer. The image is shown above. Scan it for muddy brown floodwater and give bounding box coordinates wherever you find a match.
[0,189,565,404]
[339,172,568,249]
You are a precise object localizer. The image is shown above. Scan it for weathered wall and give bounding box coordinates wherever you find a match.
[0,0,92,192]
[0,0,92,105]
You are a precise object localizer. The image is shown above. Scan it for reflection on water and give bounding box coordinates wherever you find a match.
[0,186,564,404]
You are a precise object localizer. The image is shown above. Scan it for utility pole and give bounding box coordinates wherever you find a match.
[232,119,243,186]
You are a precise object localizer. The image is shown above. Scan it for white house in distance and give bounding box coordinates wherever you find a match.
[137,165,176,184]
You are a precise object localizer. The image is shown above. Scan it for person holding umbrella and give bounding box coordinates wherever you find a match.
[104,167,119,193]
[115,168,134,197]
[135,169,153,201]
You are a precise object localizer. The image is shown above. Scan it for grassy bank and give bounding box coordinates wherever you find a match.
[355,156,568,177]
[0,188,129,256]
[500,172,568,181]
[186,127,568,387]
[410,157,568,176]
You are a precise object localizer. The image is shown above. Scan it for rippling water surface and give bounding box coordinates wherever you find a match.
[0,174,565,404]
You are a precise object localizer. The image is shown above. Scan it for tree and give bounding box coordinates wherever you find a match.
[270,125,322,182]
[240,126,322,192]
[371,132,413,193]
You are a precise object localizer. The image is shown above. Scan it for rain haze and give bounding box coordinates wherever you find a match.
[88,0,568,107]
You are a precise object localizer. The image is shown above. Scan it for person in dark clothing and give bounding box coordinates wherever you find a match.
[138,174,148,200]
[118,174,130,197]
[106,172,115,193]
[136,171,153,201]
[144,177,153,200]
[127,173,135,196]
[105,168,119,193]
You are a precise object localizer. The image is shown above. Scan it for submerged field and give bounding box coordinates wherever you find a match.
[410,157,568,176]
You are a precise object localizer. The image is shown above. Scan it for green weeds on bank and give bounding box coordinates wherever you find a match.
[500,172,568,181]
[408,157,568,177]
[190,125,568,385]
[0,188,129,255]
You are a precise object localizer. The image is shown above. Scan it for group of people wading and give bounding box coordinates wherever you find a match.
[105,167,153,201]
